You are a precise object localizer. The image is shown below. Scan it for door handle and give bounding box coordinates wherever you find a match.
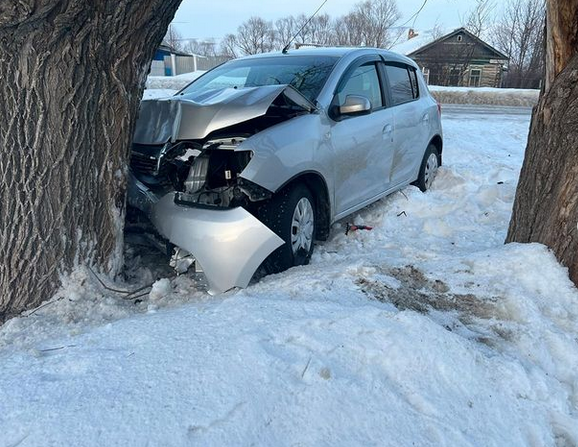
[422,114,430,124]
[383,124,393,134]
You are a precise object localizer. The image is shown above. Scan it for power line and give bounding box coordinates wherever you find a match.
[388,0,430,49]
[399,0,430,29]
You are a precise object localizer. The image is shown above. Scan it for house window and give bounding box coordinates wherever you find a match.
[457,35,463,42]
[422,67,430,85]
[469,68,482,87]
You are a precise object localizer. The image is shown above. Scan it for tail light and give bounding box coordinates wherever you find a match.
[437,101,442,117]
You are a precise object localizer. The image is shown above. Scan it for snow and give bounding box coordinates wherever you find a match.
[142,89,177,100]
[145,71,206,91]
[429,86,540,107]
[389,28,451,56]
[2,107,578,446]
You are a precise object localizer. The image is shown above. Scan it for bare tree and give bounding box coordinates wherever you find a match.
[493,0,546,88]
[292,13,334,46]
[220,34,239,59]
[333,0,400,48]
[0,0,181,321]
[507,0,578,285]
[236,17,276,55]
[185,38,218,57]
[463,0,496,37]
[163,24,184,51]
[333,13,366,46]
[275,16,298,49]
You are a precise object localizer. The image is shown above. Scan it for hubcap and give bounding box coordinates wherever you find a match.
[424,153,439,189]
[291,197,314,255]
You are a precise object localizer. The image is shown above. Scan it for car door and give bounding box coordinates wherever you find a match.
[383,63,427,187]
[329,59,395,216]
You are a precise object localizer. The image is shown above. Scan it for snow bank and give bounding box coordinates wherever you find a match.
[1,108,577,446]
[429,85,540,107]
[145,71,206,91]
[142,89,177,100]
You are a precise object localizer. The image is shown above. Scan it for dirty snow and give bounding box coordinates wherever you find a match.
[1,106,578,447]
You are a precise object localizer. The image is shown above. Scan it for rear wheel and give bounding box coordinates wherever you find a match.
[413,144,440,192]
[259,184,316,274]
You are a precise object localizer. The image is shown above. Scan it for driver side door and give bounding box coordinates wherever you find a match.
[329,59,394,217]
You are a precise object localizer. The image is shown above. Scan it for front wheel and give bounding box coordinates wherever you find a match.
[258,184,316,274]
[413,144,440,192]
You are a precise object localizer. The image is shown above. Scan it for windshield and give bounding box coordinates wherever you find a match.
[179,56,338,102]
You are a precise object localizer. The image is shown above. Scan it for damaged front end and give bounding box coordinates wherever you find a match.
[127,85,314,293]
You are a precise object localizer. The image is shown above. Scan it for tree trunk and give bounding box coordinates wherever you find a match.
[506,0,578,284]
[0,0,182,321]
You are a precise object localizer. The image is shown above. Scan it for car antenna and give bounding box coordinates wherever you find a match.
[282,0,329,54]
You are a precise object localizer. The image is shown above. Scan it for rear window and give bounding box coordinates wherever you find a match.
[385,64,418,106]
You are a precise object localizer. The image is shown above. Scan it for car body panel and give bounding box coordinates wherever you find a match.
[129,175,284,294]
[133,85,308,145]
[330,107,395,215]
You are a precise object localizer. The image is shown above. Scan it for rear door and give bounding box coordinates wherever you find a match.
[330,58,395,216]
[383,63,427,187]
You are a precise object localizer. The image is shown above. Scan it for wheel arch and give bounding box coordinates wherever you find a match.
[276,171,332,241]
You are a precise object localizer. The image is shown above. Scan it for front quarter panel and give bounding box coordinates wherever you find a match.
[238,114,334,200]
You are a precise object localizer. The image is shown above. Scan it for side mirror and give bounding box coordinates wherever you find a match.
[339,95,372,116]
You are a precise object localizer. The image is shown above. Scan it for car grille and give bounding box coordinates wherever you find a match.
[131,151,160,176]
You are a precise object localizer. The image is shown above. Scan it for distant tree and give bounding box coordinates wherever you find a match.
[507,0,578,285]
[236,17,276,55]
[334,0,400,47]
[463,0,496,37]
[493,0,546,88]
[275,16,298,49]
[184,38,218,57]
[294,14,334,46]
[0,0,182,321]
[163,24,184,51]
[220,34,239,59]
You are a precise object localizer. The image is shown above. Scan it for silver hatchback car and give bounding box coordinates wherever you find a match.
[128,48,443,293]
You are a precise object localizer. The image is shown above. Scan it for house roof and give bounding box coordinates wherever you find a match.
[391,27,509,61]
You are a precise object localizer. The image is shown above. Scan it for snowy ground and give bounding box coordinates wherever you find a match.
[2,105,578,447]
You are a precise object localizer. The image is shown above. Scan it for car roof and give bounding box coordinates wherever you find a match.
[238,47,417,67]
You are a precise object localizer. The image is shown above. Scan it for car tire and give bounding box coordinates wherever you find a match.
[258,184,316,274]
[413,144,440,192]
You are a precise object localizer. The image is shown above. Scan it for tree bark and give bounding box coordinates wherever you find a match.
[0,0,182,321]
[506,0,578,284]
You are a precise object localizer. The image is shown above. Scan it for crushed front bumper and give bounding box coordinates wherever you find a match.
[128,175,284,294]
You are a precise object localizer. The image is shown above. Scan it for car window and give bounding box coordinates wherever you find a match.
[336,63,383,110]
[409,68,419,99]
[180,56,338,102]
[385,64,416,106]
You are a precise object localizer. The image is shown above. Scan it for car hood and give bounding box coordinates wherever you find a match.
[133,85,315,145]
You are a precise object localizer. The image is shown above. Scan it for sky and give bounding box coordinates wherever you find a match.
[172,0,480,41]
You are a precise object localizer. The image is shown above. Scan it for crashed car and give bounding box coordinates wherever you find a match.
[128,48,443,294]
